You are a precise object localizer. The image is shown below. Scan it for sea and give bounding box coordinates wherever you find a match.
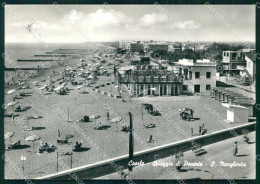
[4,42,94,68]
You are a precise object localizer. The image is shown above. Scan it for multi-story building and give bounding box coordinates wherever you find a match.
[119,41,130,50]
[117,61,183,96]
[147,43,169,52]
[221,51,246,76]
[243,50,256,82]
[177,59,216,93]
[129,42,144,52]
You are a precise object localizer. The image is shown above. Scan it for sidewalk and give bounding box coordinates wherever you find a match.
[97,132,255,179]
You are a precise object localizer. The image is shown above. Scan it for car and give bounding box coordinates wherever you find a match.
[179,108,194,120]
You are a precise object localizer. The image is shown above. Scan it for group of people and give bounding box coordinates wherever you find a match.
[74,141,83,150]
[39,142,55,153]
[191,124,207,136]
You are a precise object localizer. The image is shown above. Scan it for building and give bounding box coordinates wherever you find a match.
[130,56,150,65]
[221,51,246,76]
[129,42,144,52]
[243,51,256,82]
[117,61,183,96]
[119,41,130,50]
[148,43,169,52]
[177,59,216,93]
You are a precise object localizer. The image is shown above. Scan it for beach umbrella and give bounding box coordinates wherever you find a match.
[87,75,93,80]
[77,85,84,90]
[7,101,18,106]
[59,134,74,140]
[26,115,43,120]
[7,89,16,94]
[5,132,15,144]
[25,135,41,151]
[7,101,18,112]
[21,86,27,93]
[111,117,122,132]
[90,114,101,119]
[111,117,122,123]
[90,114,101,125]
[7,89,16,99]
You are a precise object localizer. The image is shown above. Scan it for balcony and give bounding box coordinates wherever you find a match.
[118,73,184,83]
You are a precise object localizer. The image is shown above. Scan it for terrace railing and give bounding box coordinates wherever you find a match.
[118,73,184,83]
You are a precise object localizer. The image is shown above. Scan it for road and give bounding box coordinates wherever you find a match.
[97,132,255,179]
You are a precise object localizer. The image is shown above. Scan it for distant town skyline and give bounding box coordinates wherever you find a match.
[5,5,255,43]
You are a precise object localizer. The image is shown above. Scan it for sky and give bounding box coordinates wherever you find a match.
[5,4,255,43]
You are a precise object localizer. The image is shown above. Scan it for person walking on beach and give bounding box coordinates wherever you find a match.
[233,141,238,156]
[11,113,15,125]
[58,129,61,137]
[199,126,202,135]
[107,111,109,120]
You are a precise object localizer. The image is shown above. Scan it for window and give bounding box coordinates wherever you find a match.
[206,72,211,78]
[163,85,167,95]
[206,85,211,90]
[189,71,192,80]
[195,72,200,79]
[227,52,229,57]
[223,52,226,56]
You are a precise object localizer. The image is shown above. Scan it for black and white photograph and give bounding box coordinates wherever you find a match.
[1,2,259,181]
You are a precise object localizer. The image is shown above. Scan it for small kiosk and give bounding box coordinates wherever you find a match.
[223,104,249,123]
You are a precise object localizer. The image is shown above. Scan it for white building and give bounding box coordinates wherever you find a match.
[222,51,246,76]
[119,41,130,50]
[243,51,256,81]
[177,59,216,93]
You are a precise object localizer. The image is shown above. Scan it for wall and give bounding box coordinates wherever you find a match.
[36,122,256,180]
[183,66,216,93]
[245,55,254,77]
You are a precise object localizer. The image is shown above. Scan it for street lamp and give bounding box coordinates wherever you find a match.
[136,88,156,120]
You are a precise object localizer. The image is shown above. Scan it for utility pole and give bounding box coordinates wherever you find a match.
[128,112,133,171]
[71,153,73,169]
[57,152,59,172]
[141,105,143,120]
[67,106,70,122]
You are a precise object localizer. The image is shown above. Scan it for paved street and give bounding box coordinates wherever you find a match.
[98,132,255,179]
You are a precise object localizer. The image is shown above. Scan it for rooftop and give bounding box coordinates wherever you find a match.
[243,51,256,62]
[177,59,216,66]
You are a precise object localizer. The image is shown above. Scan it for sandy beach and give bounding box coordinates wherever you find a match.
[4,44,248,179]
